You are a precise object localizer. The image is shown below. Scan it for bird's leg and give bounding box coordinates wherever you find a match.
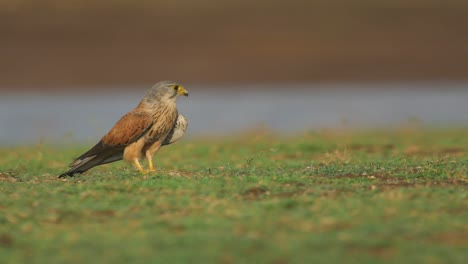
[145,142,162,173]
[133,159,145,173]
[146,152,155,172]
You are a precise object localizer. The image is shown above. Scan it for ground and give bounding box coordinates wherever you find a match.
[2,0,468,88]
[0,128,466,263]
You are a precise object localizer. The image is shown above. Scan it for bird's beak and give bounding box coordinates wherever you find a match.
[178,86,189,97]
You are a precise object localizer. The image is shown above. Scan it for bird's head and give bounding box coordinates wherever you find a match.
[144,81,189,104]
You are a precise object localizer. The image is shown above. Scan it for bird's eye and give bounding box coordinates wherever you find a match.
[173,85,179,90]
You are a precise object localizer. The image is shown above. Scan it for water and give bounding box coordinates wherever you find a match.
[1,84,467,145]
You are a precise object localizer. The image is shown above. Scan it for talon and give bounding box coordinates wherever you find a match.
[140,169,155,175]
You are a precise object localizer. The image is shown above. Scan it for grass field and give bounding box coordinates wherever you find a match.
[0,128,466,263]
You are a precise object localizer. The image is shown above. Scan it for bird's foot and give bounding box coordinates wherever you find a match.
[140,169,155,180]
[133,159,148,174]
[138,169,155,175]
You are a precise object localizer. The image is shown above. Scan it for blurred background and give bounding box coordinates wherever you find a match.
[1,0,467,145]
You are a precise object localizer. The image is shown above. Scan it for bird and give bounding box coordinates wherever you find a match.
[59,81,188,178]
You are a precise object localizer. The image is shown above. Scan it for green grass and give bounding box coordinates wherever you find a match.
[0,128,467,264]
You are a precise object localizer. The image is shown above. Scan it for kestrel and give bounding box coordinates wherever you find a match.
[59,81,188,178]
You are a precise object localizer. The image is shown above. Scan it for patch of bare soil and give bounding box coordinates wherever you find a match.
[348,144,395,154]
[430,231,468,246]
[0,233,13,248]
[404,146,466,157]
[242,186,269,200]
[347,244,397,258]
[327,172,467,189]
[0,172,18,182]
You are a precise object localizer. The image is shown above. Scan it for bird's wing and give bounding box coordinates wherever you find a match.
[101,111,153,146]
[59,111,153,177]
[74,111,153,160]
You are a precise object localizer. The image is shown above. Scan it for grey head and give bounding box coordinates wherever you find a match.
[144,80,189,103]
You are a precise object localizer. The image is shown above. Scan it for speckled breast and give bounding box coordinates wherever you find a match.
[144,106,179,146]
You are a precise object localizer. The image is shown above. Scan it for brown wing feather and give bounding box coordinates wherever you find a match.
[71,111,152,162]
[59,111,153,177]
[102,111,153,146]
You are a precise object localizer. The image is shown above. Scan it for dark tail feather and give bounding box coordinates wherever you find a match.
[59,156,99,178]
[58,151,124,178]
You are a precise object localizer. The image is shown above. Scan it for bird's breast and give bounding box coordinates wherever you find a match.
[144,104,178,144]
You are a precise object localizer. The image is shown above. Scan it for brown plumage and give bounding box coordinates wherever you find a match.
[59,81,188,178]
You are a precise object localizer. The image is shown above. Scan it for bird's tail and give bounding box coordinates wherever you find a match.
[58,150,123,178]
[59,156,98,178]
[58,141,124,178]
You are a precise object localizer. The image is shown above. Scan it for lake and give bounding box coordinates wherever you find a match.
[1,83,467,145]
